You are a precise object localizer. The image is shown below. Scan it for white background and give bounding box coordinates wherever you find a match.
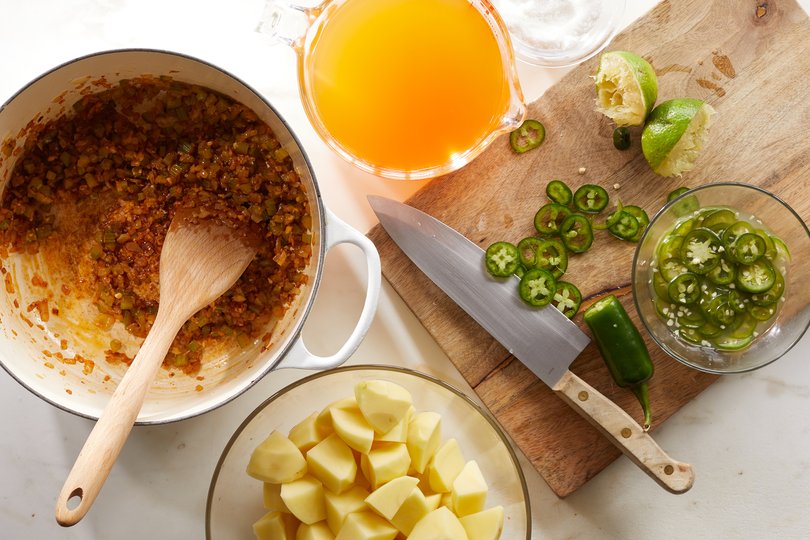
[1,1,809,539]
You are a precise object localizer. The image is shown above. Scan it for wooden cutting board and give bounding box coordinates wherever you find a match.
[368,0,810,497]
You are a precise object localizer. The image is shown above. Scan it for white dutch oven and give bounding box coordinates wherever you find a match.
[0,49,381,424]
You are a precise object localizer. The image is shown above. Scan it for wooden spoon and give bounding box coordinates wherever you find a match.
[55,211,259,526]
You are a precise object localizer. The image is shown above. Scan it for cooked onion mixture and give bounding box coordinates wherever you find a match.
[0,77,312,374]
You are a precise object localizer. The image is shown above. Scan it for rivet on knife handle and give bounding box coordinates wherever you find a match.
[552,370,695,493]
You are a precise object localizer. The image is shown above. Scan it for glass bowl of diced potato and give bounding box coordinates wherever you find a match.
[205,365,530,539]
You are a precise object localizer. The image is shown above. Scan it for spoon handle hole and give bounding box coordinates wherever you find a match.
[66,489,83,510]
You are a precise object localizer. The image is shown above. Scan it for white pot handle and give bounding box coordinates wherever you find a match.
[276,208,381,370]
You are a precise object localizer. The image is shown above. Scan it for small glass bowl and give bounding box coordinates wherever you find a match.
[632,182,810,374]
[494,0,626,68]
[205,365,530,539]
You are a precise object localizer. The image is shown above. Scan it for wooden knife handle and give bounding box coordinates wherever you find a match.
[552,369,694,494]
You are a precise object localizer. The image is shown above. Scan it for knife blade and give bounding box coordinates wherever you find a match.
[369,195,694,494]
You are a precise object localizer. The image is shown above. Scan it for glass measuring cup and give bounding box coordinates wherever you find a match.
[258,0,526,180]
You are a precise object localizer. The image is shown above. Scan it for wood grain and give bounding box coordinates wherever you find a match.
[368,0,810,497]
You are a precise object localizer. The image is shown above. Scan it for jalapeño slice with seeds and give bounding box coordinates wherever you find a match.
[573,184,609,214]
[534,203,572,235]
[736,258,776,293]
[485,241,520,277]
[623,205,650,242]
[517,237,544,268]
[535,239,568,278]
[707,257,736,285]
[680,228,722,274]
[553,281,582,318]
[546,180,573,206]
[732,232,765,264]
[519,268,557,307]
[510,119,545,153]
[649,204,789,352]
[560,213,594,253]
[722,221,755,252]
[608,210,640,241]
[668,273,700,305]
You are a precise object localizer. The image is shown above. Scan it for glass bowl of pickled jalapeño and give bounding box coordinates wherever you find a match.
[632,182,810,374]
[257,0,526,179]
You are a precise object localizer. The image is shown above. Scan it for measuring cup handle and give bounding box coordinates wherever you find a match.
[277,208,381,370]
[256,0,320,48]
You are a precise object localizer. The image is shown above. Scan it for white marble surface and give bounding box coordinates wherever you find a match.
[1,1,809,538]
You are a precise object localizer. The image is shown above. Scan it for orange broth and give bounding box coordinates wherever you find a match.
[307,0,511,173]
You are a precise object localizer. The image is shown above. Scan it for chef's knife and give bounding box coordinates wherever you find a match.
[369,195,694,494]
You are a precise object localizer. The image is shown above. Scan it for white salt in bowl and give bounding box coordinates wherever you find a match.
[493,0,626,67]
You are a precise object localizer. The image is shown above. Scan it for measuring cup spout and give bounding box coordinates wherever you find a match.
[256,0,319,49]
[500,92,527,133]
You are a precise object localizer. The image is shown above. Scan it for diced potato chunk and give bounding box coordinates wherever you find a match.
[324,485,369,535]
[263,482,289,512]
[424,493,441,512]
[289,412,323,453]
[315,397,357,437]
[248,380,502,540]
[253,510,299,540]
[360,443,411,490]
[428,438,465,493]
[354,464,372,491]
[307,434,357,494]
[451,461,487,517]
[355,380,413,434]
[334,511,398,540]
[296,521,335,540]
[365,475,420,520]
[408,507,467,540]
[330,406,375,454]
[375,405,413,443]
[407,412,442,474]
[459,506,504,540]
[281,475,327,525]
[253,511,284,540]
[390,487,431,536]
[440,492,454,513]
[415,470,434,496]
[248,431,307,484]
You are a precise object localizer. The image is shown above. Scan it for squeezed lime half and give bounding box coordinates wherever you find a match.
[641,98,716,177]
[594,51,658,127]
